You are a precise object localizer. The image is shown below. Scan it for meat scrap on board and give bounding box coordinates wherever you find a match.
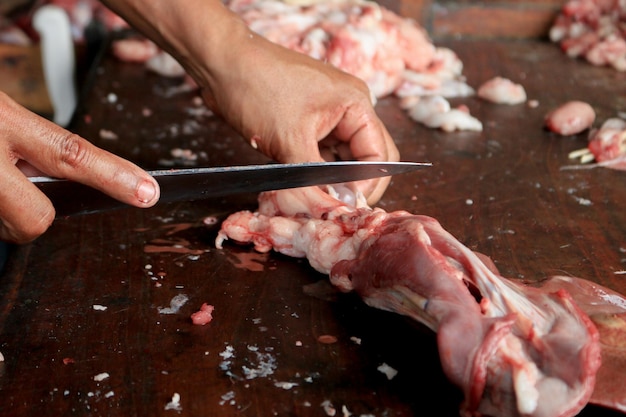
[216,186,626,417]
[543,100,626,172]
[476,77,527,106]
[402,95,483,133]
[566,116,626,171]
[545,100,596,136]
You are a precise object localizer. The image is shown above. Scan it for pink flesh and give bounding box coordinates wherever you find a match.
[538,276,626,412]
[216,187,610,417]
[544,101,595,136]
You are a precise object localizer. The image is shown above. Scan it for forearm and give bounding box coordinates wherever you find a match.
[100,0,251,90]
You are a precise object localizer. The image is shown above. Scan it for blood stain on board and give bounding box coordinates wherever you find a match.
[225,251,269,272]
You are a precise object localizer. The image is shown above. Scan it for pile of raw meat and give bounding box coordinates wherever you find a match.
[229,0,536,132]
[228,0,451,99]
[1,0,530,132]
[550,0,626,71]
[216,186,626,417]
[224,0,497,132]
[110,0,492,132]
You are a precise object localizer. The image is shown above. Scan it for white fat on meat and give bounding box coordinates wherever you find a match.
[83,0,481,130]
[216,187,365,272]
[227,0,439,99]
[395,47,475,99]
[407,95,483,132]
[216,186,604,417]
[588,117,626,167]
[477,76,527,105]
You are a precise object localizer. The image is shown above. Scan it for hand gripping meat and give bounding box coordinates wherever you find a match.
[216,187,602,417]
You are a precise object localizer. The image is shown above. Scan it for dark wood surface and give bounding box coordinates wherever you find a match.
[1,39,625,417]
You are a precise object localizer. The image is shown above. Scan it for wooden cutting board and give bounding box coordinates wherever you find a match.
[0,38,624,417]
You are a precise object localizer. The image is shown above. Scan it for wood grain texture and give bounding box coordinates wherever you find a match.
[0,39,625,417]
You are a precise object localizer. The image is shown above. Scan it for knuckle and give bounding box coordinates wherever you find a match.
[346,75,370,98]
[53,132,93,170]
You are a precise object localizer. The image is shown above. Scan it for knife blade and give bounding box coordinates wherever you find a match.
[30,161,431,218]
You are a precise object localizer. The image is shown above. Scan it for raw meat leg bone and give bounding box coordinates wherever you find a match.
[216,187,601,417]
[331,214,600,417]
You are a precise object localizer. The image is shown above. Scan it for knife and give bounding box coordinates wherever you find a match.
[30,161,431,218]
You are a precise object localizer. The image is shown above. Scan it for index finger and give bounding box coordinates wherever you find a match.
[4,102,159,208]
[31,131,160,206]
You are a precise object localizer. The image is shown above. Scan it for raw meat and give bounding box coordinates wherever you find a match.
[36,0,484,132]
[545,100,596,136]
[537,275,626,412]
[216,187,603,417]
[567,117,626,170]
[191,303,215,325]
[406,95,483,132]
[225,0,482,131]
[395,47,476,99]
[588,117,626,168]
[227,0,437,98]
[477,77,527,105]
[550,0,626,71]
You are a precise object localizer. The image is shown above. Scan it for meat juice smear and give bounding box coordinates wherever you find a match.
[215,186,626,417]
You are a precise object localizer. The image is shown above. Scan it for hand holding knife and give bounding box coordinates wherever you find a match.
[30,161,431,218]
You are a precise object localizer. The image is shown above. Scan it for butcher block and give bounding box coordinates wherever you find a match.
[0,37,625,417]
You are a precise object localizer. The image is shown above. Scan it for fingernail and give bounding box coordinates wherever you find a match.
[137,180,157,204]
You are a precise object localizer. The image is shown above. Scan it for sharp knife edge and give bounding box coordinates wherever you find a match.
[30,161,432,218]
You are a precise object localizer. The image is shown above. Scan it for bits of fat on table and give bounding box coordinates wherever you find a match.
[407,95,483,132]
[165,393,182,411]
[477,76,527,105]
[377,362,398,380]
[545,100,596,136]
